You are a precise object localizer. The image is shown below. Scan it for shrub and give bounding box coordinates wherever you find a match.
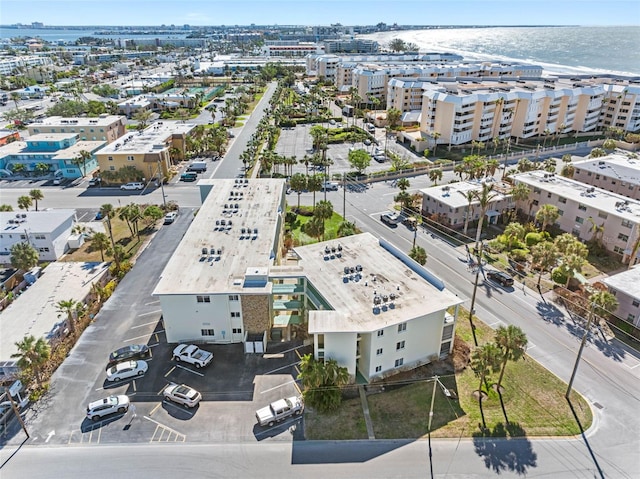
[509,248,529,262]
[487,239,506,253]
[551,267,569,285]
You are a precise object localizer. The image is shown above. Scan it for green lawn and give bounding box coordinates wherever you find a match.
[305,311,592,440]
[288,207,346,246]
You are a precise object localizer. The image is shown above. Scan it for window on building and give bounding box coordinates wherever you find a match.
[20,234,26,240]
[633,300,640,308]
[375,365,382,373]
[397,322,407,333]
[38,247,50,252]
[232,328,242,334]
[230,312,240,318]
[34,234,45,240]
[598,212,608,219]
[578,204,587,211]
[396,341,405,350]
[376,348,383,355]
[109,166,115,171]
[627,313,635,322]
[377,330,384,337]
[127,156,134,161]
[394,358,404,367]
[558,209,564,216]
[229,295,239,301]
[532,199,539,206]
[618,233,629,242]
[196,295,210,303]
[575,217,584,224]
[558,197,567,204]
[201,329,215,336]
[108,156,113,161]
[613,246,625,255]
[440,341,451,355]
[621,219,633,228]
[442,324,454,341]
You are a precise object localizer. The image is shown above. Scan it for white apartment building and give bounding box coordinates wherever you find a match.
[0,210,76,262]
[602,266,640,328]
[154,179,462,383]
[0,55,52,75]
[572,151,640,201]
[298,234,462,383]
[420,179,515,230]
[28,115,126,144]
[599,81,640,132]
[511,171,640,263]
[262,43,324,58]
[306,52,463,82]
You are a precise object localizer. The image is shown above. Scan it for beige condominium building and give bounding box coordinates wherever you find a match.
[602,266,640,328]
[420,179,515,231]
[94,121,194,181]
[572,150,640,201]
[27,115,126,144]
[387,77,639,149]
[511,171,640,264]
[153,179,462,383]
[351,62,543,105]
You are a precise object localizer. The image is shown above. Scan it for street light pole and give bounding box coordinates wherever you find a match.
[566,302,596,399]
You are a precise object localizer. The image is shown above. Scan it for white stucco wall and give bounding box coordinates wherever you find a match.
[323,332,358,378]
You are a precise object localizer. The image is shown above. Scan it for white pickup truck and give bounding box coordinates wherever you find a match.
[255,396,304,427]
[172,344,213,368]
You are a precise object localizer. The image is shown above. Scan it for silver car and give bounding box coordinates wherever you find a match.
[163,383,202,408]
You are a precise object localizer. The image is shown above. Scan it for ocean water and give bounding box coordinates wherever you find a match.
[362,26,640,76]
[0,27,189,42]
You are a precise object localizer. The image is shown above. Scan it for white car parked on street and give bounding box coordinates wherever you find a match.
[105,360,148,382]
[120,182,144,190]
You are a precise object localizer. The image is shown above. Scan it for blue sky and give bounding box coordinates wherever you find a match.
[1,0,638,26]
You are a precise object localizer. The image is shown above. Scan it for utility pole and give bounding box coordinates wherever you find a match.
[4,387,29,438]
[566,302,596,399]
[467,245,483,347]
[158,158,167,209]
[342,173,346,219]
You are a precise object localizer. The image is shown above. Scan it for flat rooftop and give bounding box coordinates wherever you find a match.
[420,178,512,209]
[153,179,286,296]
[0,210,75,236]
[296,233,462,333]
[573,151,640,186]
[603,266,640,298]
[97,121,195,155]
[29,115,124,127]
[512,171,640,222]
[0,261,110,360]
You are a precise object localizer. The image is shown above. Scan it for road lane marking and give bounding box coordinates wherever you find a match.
[124,333,153,342]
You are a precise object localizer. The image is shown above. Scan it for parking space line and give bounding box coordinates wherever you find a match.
[124,333,157,342]
[260,379,296,394]
[149,403,161,416]
[145,300,159,306]
[162,400,196,416]
[131,320,158,329]
[144,416,186,442]
[138,310,161,317]
[164,366,176,377]
[175,364,204,376]
[272,344,307,356]
[263,361,300,375]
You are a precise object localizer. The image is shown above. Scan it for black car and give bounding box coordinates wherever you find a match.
[486,270,514,287]
[107,344,150,369]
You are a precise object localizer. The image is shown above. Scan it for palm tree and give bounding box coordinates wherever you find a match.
[10,242,39,270]
[530,241,558,287]
[72,150,93,177]
[535,204,559,232]
[304,216,325,243]
[409,246,427,265]
[509,183,530,221]
[11,335,51,387]
[428,168,443,185]
[589,290,619,320]
[91,232,110,262]
[494,325,528,392]
[470,343,502,398]
[397,177,410,192]
[17,195,33,211]
[289,173,307,210]
[29,189,44,211]
[100,203,119,268]
[461,190,475,236]
[314,200,333,240]
[504,222,525,250]
[57,299,83,338]
[560,253,586,287]
[10,92,21,110]
[472,183,498,251]
[431,131,441,155]
[307,174,323,209]
[337,221,356,237]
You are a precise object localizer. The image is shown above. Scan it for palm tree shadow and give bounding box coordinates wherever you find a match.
[472,421,537,475]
